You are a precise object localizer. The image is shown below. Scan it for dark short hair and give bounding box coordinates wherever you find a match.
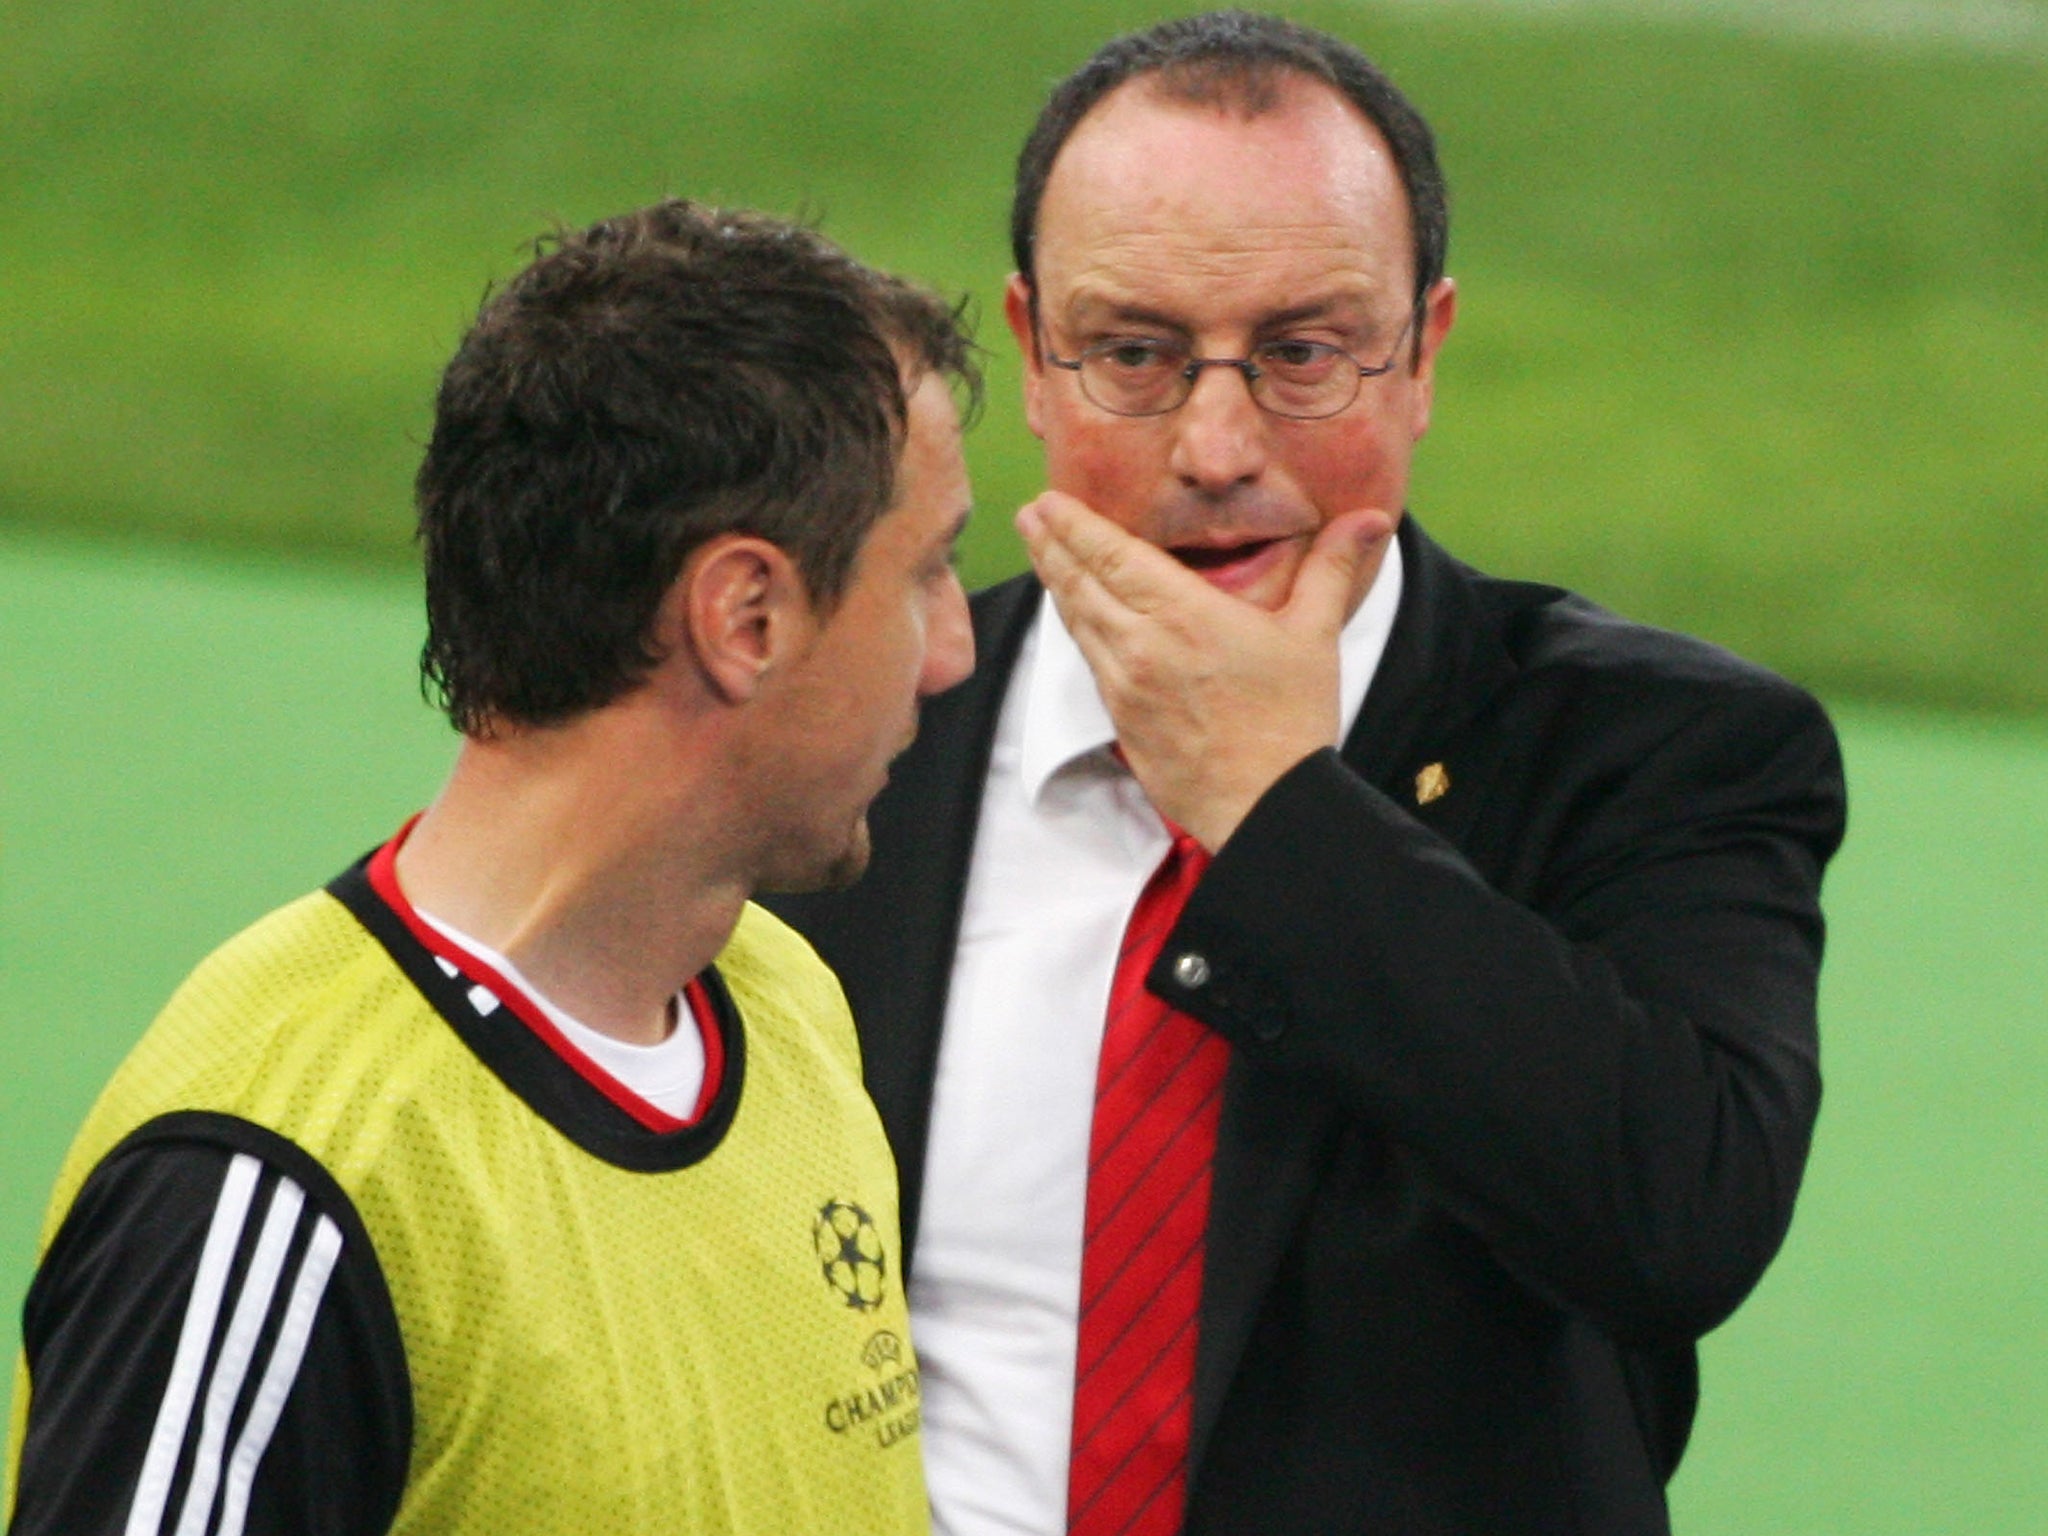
[416,199,978,736]
[1011,11,1448,322]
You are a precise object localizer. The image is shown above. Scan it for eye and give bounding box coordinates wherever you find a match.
[1091,338,1180,374]
[1256,339,1341,375]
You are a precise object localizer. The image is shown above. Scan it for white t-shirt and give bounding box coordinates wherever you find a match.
[412,908,709,1120]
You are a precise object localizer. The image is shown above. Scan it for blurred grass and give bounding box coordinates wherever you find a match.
[1,1,2043,712]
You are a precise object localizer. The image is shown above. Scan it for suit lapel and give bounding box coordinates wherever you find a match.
[1190,518,1517,1473]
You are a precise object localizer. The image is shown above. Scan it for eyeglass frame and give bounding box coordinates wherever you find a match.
[1037,304,1422,421]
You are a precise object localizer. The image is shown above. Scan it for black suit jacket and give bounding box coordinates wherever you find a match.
[768,518,1846,1534]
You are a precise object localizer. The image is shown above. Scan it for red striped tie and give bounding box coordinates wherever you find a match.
[1068,829,1228,1536]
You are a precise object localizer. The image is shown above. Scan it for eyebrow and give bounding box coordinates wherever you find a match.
[1259,297,1367,331]
[1060,290,1382,340]
[1061,293,1187,335]
[1073,296,1187,331]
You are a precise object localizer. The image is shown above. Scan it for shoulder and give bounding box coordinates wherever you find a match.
[135,887,401,1084]
[1456,558,1837,761]
[32,1115,392,1338]
[59,883,506,1228]
[44,891,381,1211]
[177,887,382,1004]
[1396,533,1845,874]
[720,903,857,1041]
[14,1115,410,1536]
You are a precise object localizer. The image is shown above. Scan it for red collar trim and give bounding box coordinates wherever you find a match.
[367,817,726,1133]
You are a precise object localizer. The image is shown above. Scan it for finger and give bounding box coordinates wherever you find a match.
[1282,509,1396,635]
[1017,492,1197,614]
[1015,490,1111,561]
[1025,540,1139,706]
[1020,500,1117,619]
[1021,513,1150,697]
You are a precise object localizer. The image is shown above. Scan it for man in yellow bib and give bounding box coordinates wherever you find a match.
[6,199,976,1535]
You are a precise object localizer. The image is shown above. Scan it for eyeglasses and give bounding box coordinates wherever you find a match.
[1041,310,1418,420]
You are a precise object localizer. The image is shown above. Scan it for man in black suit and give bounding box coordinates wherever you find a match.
[770,13,1845,1534]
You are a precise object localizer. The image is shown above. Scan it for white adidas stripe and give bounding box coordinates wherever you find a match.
[121,1157,346,1536]
[213,1215,344,1536]
[171,1178,307,1536]
[125,1155,261,1536]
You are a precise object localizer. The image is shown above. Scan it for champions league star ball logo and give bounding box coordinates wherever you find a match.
[815,1200,887,1311]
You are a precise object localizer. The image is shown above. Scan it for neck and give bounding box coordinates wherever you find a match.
[395,698,749,1047]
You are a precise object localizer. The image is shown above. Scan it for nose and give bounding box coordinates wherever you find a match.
[919,571,975,696]
[1166,362,1269,494]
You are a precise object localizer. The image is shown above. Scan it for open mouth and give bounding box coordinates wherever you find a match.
[1170,536,1279,573]
[1166,535,1303,596]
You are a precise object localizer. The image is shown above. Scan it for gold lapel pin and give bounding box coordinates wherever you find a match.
[1415,762,1450,806]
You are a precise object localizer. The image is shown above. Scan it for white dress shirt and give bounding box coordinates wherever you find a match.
[911,539,1405,1536]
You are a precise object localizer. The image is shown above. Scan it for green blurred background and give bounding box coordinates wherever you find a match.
[3,0,2044,1528]
[7,0,2045,704]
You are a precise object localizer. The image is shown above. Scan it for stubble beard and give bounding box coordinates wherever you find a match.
[818,819,873,892]
[754,815,872,896]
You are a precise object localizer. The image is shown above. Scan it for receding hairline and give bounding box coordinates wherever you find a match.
[1139,50,1325,116]
[1030,68,1417,280]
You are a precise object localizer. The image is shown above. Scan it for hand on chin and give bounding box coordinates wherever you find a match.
[1016,492,1390,849]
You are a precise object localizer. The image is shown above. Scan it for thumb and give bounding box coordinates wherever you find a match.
[1283,510,1396,633]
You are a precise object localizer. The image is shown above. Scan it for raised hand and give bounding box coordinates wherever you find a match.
[1016,492,1394,851]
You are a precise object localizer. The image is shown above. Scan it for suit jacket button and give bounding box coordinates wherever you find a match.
[1172,952,1211,989]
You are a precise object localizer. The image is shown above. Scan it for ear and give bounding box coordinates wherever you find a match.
[665,534,816,706]
[1003,273,1049,441]
[1407,276,1457,442]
